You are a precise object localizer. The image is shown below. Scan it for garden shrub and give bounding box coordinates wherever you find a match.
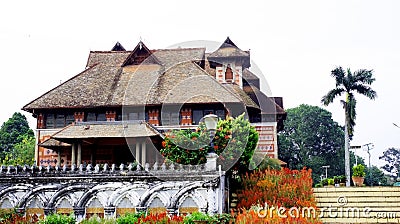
[237,167,321,223]
[161,114,258,173]
[38,213,75,224]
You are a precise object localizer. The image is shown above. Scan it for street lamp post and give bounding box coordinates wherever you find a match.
[203,114,219,171]
[322,165,330,179]
[350,145,361,166]
[393,123,400,186]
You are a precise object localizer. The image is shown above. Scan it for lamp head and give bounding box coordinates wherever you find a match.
[203,114,218,131]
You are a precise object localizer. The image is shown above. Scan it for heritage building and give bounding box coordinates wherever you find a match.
[0,38,285,221]
[22,37,285,168]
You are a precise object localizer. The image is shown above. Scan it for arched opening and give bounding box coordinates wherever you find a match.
[85,197,104,219]
[55,197,74,215]
[178,196,199,215]
[116,197,136,217]
[148,197,166,214]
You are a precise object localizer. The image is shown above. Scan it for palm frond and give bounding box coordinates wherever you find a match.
[353,84,377,100]
[331,67,345,87]
[354,69,375,85]
[321,88,345,105]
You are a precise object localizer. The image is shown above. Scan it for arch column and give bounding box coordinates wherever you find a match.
[77,142,82,166]
[135,141,140,164]
[141,140,146,165]
[71,143,76,166]
[56,150,61,167]
[104,207,115,219]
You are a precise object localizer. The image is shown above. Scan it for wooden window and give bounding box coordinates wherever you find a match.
[66,114,74,125]
[86,113,96,122]
[97,113,106,121]
[46,114,55,128]
[55,114,65,128]
[192,110,203,125]
[225,65,233,81]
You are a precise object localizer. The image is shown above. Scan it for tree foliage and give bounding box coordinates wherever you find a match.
[379,147,400,178]
[321,67,377,137]
[2,134,35,165]
[161,114,258,173]
[278,104,361,183]
[0,112,34,163]
[365,165,388,186]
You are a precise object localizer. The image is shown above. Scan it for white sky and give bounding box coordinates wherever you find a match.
[1,0,399,168]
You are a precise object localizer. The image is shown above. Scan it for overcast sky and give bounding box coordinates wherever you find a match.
[1,0,399,169]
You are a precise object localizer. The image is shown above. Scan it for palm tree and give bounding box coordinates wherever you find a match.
[322,67,377,186]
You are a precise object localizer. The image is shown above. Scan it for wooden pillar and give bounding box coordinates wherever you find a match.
[57,150,61,167]
[71,143,76,166]
[91,148,95,165]
[77,142,82,166]
[135,141,140,164]
[141,140,146,165]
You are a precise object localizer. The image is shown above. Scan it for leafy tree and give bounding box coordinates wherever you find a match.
[161,113,258,173]
[379,147,400,179]
[2,134,35,165]
[322,67,377,186]
[365,166,388,186]
[0,112,34,162]
[278,104,362,184]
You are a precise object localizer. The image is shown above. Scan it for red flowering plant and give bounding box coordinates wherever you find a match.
[236,167,321,223]
[160,114,258,172]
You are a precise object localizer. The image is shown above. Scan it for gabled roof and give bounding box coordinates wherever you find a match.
[111,42,126,51]
[122,41,161,66]
[208,37,250,58]
[23,48,255,111]
[22,43,259,111]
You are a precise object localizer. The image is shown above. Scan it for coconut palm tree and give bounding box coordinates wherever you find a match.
[322,67,377,186]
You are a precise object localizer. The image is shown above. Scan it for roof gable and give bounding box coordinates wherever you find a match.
[122,41,161,66]
[220,37,238,48]
[111,42,126,51]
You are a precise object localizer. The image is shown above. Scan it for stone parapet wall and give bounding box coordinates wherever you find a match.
[0,164,225,222]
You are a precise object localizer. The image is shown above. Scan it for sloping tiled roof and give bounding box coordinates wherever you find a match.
[23,65,124,110]
[51,121,159,139]
[153,48,205,70]
[222,83,259,108]
[242,69,259,81]
[86,51,130,68]
[149,62,248,105]
[243,85,285,115]
[22,44,259,111]
[39,138,71,148]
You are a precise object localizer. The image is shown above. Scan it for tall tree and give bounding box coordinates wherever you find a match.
[365,166,388,186]
[0,112,34,161]
[278,104,362,184]
[379,147,400,179]
[322,67,377,186]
